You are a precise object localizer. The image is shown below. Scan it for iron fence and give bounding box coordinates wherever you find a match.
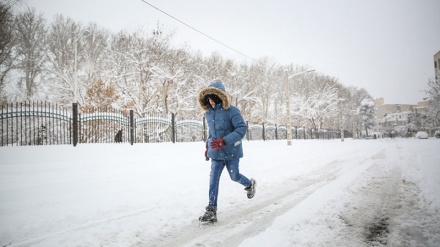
[1,101,71,146]
[78,106,131,144]
[0,101,345,147]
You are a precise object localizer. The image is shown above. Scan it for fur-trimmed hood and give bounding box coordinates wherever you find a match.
[198,81,230,112]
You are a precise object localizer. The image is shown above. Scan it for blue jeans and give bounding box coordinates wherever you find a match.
[208,159,251,208]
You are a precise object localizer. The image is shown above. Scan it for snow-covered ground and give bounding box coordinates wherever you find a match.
[1,138,439,247]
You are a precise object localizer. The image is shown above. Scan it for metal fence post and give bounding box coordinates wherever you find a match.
[171,113,175,143]
[72,103,78,147]
[1,104,3,146]
[262,122,266,141]
[130,110,134,145]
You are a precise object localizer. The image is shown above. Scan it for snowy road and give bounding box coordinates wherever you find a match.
[1,138,439,246]
[149,140,440,247]
[150,157,347,247]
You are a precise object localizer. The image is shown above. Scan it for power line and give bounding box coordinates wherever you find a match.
[139,0,261,64]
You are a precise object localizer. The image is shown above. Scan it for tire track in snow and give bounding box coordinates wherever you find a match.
[333,143,439,246]
[337,163,403,246]
[146,156,372,247]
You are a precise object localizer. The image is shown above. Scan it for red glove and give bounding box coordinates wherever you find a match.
[210,138,226,151]
[205,147,209,161]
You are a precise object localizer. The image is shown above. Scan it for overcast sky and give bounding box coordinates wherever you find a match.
[19,0,440,105]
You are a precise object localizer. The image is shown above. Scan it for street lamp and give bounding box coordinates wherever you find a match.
[74,29,90,103]
[284,69,315,145]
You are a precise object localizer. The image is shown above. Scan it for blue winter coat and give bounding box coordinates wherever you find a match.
[198,81,247,160]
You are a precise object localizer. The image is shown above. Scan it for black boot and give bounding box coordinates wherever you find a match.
[199,205,217,222]
[245,179,256,199]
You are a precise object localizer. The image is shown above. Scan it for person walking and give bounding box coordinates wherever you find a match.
[198,80,256,223]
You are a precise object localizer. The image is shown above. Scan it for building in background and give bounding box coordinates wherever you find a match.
[373,98,430,137]
[371,50,439,137]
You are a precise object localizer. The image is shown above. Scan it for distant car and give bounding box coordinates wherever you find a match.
[415,131,428,139]
[435,130,440,139]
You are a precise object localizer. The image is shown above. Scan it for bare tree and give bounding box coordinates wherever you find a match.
[231,59,272,123]
[425,75,440,127]
[248,58,279,123]
[308,75,340,130]
[357,98,376,136]
[13,7,46,100]
[229,63,259,122]
[43,15,87,106]
[107,28,176,117]
[0,0,17,101]
[77,23,112,106]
